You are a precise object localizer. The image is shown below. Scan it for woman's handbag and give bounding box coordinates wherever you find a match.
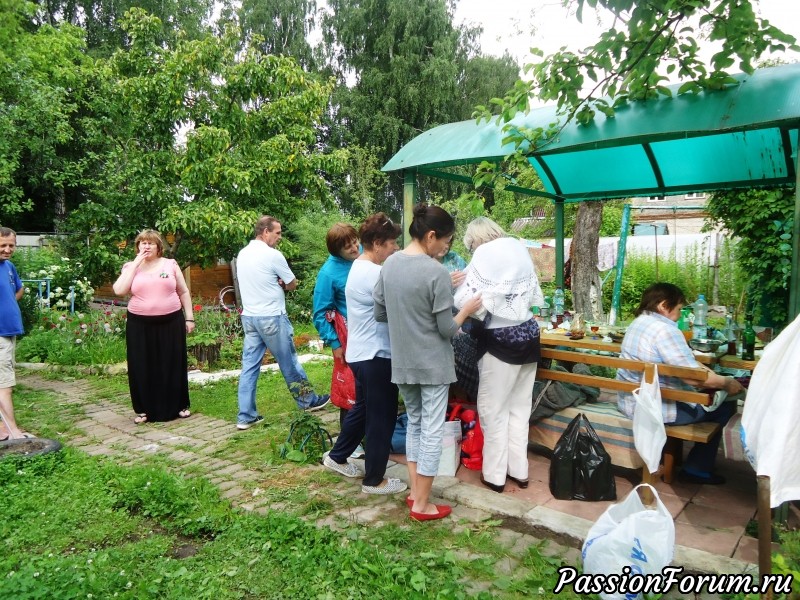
[581,484,675,600]
[325,311,356,410]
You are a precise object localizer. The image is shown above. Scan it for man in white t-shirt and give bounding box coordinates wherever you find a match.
[235,216,329,429]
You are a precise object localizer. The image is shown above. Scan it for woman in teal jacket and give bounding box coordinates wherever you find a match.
[313,223,361,437]
[312,223,360,357]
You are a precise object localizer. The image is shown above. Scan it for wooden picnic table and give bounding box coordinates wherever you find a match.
[539,330,722,366]
[718,354,759,371]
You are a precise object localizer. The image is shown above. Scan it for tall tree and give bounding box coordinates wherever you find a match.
[33,0,213,55]
[476,0,799,317]
[1,0,96,231]
[228,0,319,70]
[61,9,347,284]
[321,0,520,214]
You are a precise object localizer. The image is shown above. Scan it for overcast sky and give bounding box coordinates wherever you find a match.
[454,0,800,68]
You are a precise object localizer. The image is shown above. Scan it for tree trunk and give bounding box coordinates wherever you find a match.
[571,202,605,322]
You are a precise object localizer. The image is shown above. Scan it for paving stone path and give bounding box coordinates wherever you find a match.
[19,372,583,592]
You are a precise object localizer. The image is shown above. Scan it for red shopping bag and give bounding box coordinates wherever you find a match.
[449,403,484,470]
[326,311,356,410]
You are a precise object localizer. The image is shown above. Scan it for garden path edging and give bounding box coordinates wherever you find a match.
[18,353,332,383]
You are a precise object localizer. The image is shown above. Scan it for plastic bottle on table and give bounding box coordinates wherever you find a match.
[692,294,708,339]
[553,287,565,326]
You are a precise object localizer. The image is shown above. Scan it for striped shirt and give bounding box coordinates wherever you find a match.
[616,311,699,423]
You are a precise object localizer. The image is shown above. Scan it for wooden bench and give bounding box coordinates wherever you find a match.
[529,347,720,484]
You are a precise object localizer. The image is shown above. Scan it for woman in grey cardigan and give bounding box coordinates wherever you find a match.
[373,204,482,521]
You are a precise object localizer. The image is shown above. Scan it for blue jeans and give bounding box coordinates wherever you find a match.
[671,400,737,475]
[397,383,449,477]
[238,314,322,421]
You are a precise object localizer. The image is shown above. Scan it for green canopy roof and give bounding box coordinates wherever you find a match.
[383,62,800,319]
[382,63,800,202]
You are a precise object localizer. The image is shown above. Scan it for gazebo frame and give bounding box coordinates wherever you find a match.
[382,63,800,320]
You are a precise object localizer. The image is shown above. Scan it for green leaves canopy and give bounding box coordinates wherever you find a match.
[62,10,347,281]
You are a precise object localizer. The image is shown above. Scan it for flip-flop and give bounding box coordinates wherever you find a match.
[134,414,148,425]
[178,409,191,418]
[3,432,34,439]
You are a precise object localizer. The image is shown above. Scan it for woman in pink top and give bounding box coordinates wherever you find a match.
[113,230,194,423]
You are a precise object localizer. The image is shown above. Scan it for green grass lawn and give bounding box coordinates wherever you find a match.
[3,382,582,599]
[4,449,560,599]
[10,369,800,599]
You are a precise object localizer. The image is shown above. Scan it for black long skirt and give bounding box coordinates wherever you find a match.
[126,309,190,422]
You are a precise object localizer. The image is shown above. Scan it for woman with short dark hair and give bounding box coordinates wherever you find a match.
[313,222,360,362]
[313,223,359,411]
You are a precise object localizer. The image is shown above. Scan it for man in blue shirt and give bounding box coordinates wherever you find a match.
[0,227,27,440]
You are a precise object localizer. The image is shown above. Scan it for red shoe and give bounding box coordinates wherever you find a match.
[405,496,414,508]
[410,504,452,521]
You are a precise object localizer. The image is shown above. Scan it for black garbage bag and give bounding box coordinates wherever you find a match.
[549,413,616,501]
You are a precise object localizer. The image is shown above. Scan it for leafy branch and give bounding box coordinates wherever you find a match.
[471,0,799,185]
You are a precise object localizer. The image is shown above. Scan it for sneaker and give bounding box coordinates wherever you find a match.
[362,478,408,495]
[236,415,264,430]
[349,444,365,459]
[322,451,363,478]
[304,394,330,412]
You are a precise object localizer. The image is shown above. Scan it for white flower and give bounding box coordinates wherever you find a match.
[33,572,40,577]
[59,315,66,322]
[81,324,88,330]
[75,339,82,344]
[115,327,121,333]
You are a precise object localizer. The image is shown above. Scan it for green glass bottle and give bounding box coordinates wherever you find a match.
[741,312,756,361]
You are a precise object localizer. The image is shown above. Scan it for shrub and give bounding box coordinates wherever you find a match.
[601,239,746,321]
[12,247,94,312]
[16,309,127,365]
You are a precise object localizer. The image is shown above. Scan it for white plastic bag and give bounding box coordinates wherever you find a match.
[582,484,675,600]
[632,365,666,474]
[437,419,462,476]
[742,312,800,507]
